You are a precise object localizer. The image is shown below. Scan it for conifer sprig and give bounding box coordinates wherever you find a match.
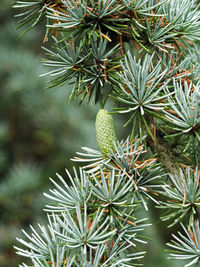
[44,168,91,212]
[41,37,121,103]
[167,221,200,267]
[113,51,171,140]
[159,167,200,229]
[164,81,200,137]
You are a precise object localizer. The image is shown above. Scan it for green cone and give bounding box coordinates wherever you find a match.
[95,109,117,154]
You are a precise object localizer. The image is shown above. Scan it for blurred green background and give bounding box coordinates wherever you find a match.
[0,1,185,266]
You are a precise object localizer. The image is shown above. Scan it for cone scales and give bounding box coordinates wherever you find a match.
[95,109,117,154]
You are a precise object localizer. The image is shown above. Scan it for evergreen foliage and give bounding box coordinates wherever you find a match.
[11,0,200,266]
[0,4,100,265]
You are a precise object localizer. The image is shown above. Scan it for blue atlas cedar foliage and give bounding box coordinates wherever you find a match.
[13,0,200,266]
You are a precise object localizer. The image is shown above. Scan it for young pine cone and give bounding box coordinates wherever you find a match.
[95,109,117,154]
